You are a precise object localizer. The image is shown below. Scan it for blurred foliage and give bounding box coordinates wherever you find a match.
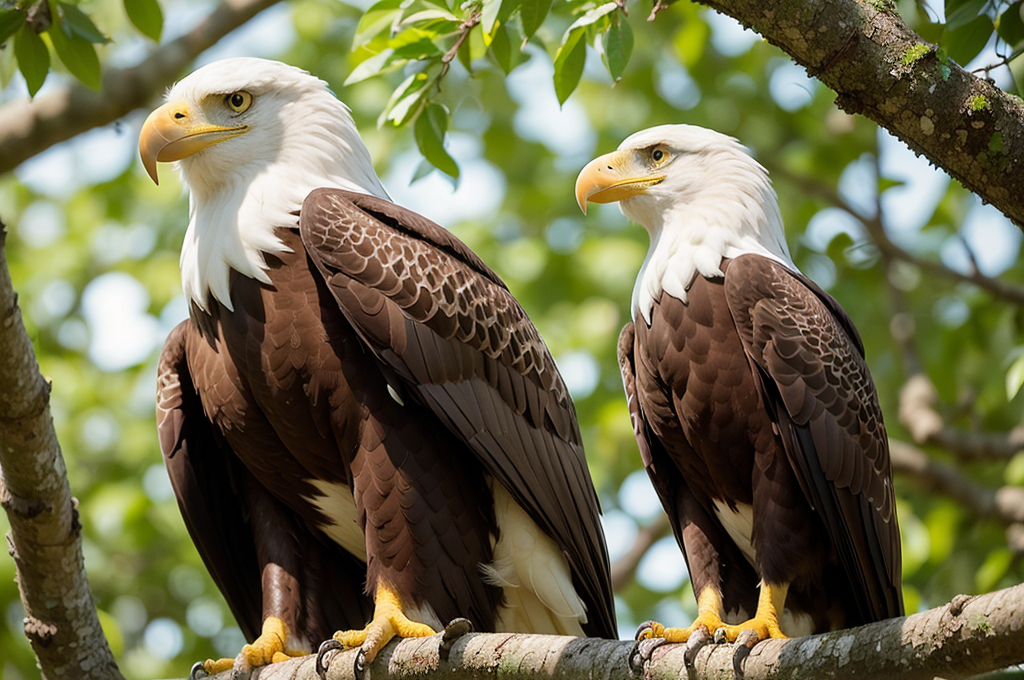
[0,0,1023,678]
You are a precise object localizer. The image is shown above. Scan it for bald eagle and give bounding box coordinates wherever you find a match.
[575,125,902,653]
[141,58,615,677]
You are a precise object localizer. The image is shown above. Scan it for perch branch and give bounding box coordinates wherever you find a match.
[194,585,1024,680]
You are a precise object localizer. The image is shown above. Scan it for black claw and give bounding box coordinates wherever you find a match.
[712,627,728,644]
[731,630,761,680]
[440,618,473,661]
[628,636,668,675]
[633,620,657,641]
[354,648,367,680]
[316,639,342,680]
[190,662,208,680]
[683,627,712,668]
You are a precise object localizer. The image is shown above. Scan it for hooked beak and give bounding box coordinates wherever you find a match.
[139,101,249,184]
[575,150,665,215]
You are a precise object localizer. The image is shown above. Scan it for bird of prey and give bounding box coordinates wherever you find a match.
[141,57,616,677]
[575,125,901,655]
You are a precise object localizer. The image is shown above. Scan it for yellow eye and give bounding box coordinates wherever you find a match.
[651,146,668,164]
[225,91,252,113]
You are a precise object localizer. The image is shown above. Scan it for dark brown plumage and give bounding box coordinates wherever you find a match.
[619,257,901,632]
[144,58,615,677]
[576,124,901,648]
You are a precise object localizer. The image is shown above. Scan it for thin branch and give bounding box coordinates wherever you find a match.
[773,166,1024,307]
[0,0,283,176]
[610,514,671,592]
[697,0,1024,228]
[199,585,1024,680]
[0,219,124,679]
[899,374,1024,461]
[890,439,1024,527]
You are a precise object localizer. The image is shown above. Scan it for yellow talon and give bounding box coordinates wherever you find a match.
[719,582,789,642]
[644,587,727,642]
[202,616,305,674]
[333,582,437,663]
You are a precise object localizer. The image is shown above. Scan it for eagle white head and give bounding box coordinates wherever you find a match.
[139,57,388,312]
[575,124,795,324]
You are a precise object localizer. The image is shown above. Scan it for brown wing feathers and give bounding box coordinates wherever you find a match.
[724,254,902,622]
[299,188,616,638]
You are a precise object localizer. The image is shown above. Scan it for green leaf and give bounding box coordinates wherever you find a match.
[553,27,586,105]
[603,18,632,82]
[945,0,987,32]
[1006,348,1024,399]
[353,0,403,47]
[124,0,162,42]
[345,48,395,85]
[482,0,503,36]
[0,7,27,47]
[518,0,552,41]
[943,14,994,65]
[489,21,517,73]
[48,21,102,89]
[56,2,109,43]
[381,70,431,127]
[997,1,1024,46]
[14,24,49,96]
[414,103,459,179]
[390,27,444,60]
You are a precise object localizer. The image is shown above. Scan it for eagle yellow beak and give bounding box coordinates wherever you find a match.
[139,101,249,184]
[575,151,665,215]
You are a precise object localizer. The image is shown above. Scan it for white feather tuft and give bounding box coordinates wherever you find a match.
[483,484,587,636]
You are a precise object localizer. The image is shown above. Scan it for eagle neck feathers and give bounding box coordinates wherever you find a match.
[630,153,796,325]
[179,93,388,313]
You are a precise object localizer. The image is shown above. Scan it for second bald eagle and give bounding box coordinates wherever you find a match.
[577,125,902,648]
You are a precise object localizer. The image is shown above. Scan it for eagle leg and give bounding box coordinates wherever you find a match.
[332,581,437,665]
[718,581,789,643]
[637,586,727,643]
[202,616,307,677]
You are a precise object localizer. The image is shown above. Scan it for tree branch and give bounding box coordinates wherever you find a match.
[610,514,671,592]
[890,439,1024,531]
[0,0,282,177]
[197,585,1024,680]
[899,373,1024,461]
[698,0,1024,227]
[0,219,124,679]
[772,165,1024,307]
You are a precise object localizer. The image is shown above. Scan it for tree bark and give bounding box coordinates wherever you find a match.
[696,0,1024,227]
[0,219,125,679]
[0,0,283,177]
[196,584,1024,680]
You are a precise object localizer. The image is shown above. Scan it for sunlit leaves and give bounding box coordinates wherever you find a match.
[602,16,633,82]
[6,1,110,94]
[553,23,587,104]
[0,6,27,46]
[552,2,622,103]
[518,0,552,41]
[14,23,48,96]
[943,14,993,65]
[414,103,459,179]
[48,13,103,91]
[125,0,163,42]
[380,70,432,126]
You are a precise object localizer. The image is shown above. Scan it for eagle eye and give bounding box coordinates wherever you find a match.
[649,146,669,165]
[225,91,253,114]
